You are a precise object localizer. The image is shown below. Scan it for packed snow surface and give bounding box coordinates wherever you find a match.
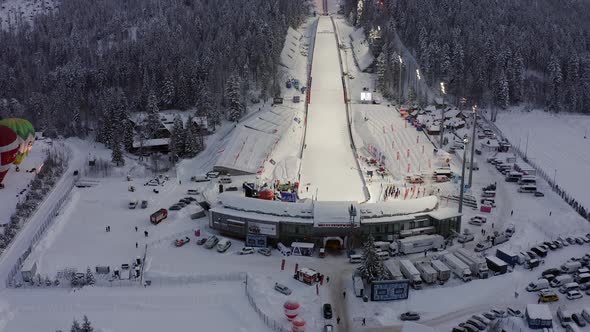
[299,16,365,202]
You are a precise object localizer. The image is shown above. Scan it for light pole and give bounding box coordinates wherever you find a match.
[468,105,478,187]
[439,82,446,148]
[458,137,469,214]
[398,55,403,107]
[415,69,421,104]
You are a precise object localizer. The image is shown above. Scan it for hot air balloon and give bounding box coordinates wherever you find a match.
[0,118,35,165]
[0,125,20,185]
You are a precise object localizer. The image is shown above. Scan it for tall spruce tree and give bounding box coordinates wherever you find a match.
[357,234,387,282]
[225,74,242,122]
[169,115,185,162]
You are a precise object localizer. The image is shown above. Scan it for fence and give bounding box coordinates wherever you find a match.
[244,275,290,332]
[5,146,75,288]
[481,116,590,223]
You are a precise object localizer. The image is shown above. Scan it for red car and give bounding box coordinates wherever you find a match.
[175,237,190,247]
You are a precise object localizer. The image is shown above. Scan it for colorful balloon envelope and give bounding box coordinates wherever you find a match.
[0,118,35,165]
[0,124,20,184]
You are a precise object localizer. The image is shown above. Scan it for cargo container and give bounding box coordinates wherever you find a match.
[454,248,489,279]
[415,262,438,284]
[400,260,423,289]
[440,253,472,282]
[486,256,508,275]
[496,248,519,267]
[398,235,444,255]
[431,259,451,282]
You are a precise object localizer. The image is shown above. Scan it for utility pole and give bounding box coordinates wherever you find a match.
[458,138,469,214]
[468,105,478,187]
[439,82,446,149]
[398,55,403,107]
[524,132,529,161]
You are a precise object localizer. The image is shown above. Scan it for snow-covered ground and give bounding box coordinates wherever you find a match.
[0,282,271,332]
[496,109,590,209]
[299,15,365,202]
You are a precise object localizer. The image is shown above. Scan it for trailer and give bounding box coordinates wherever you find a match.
[415,262,438,284]
[150,208,168,225]
[486,256,508,275]
[387,262,404,280]
[496,248,519,267]
[399,260,423,289]
[21,260,37,282]
[454,248,490,279]
[440,253,472,282]
[431,259,451,283]
[353,275,364,297]
[398,234,444,255]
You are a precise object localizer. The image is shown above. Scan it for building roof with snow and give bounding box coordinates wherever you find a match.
[526,304,552,320]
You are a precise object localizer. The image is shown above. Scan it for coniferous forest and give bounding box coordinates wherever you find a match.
[0,0,309,146]
[344,0,590,113]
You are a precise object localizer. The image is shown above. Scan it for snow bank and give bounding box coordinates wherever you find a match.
[361,196,438,219]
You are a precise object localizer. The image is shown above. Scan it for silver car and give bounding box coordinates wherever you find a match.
[274,282,292,295]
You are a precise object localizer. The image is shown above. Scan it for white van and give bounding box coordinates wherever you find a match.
[550,275,573,288]
[519,176,537,185]
[376,251,389,261]
[576,272,590,284]
[559,282,579,294]
[518,185,537,193]
[582,308,590,324]
[219,176,232,184]
[349,254,363,264]
[277,242,291,256]
[527,279,550,292]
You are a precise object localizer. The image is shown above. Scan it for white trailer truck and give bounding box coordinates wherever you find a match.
[440,253,472,282]
[399,259,423,289]
[387,262,404,280]
[415,262,438,284]
[454,248,490,279]
[398,234,445,255]
[431,259,452,283]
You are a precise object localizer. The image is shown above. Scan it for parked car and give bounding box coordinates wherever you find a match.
[572,313,587,327]
[459,322,479,332]
[400,311,421,321]
[554,240,564,248]
[490,308,507,318]
[566,290,583,300]
[470,216,487,224]
[534,191,545,197]
[141,200,148,209]
[465,319,485,330]
[507,307,523,318]
[239,247,255,255]
[169,205,181,211]
[474,240,492,252]
[129,200,138,209]
[482,312,496,321]
[257,248,272,256]
[542,268,562,278]
[575,237,585,245]
[274,283,292,295]
[204,235,219,249]
[196,237,207,245]
[323,303,333,319]
[174,237,190,247]
[469,219,483,226]
[216,239,232,253]
[324,324,334,332]
[471,315,490,326]
[539,290,559,302]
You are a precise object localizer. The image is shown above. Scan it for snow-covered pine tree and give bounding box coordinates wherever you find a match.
[85,267,95,286]
[548,55,563,112]
[183,116,201,157]
[169,115,185,162]
[161,74,175,107]
[81,315,94,332]
[495,70,509,110]
[111,137,124,166]
[357,234,387,282]
[146,93,160,138]
[225,74,242,122]
[70,319,81,332]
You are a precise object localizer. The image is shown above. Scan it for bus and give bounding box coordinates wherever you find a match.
[518,176,537,185]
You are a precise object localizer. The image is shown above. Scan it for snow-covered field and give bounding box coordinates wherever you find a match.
[496,109,590,209]
[299,15,365,202]
[0,282,271,332]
